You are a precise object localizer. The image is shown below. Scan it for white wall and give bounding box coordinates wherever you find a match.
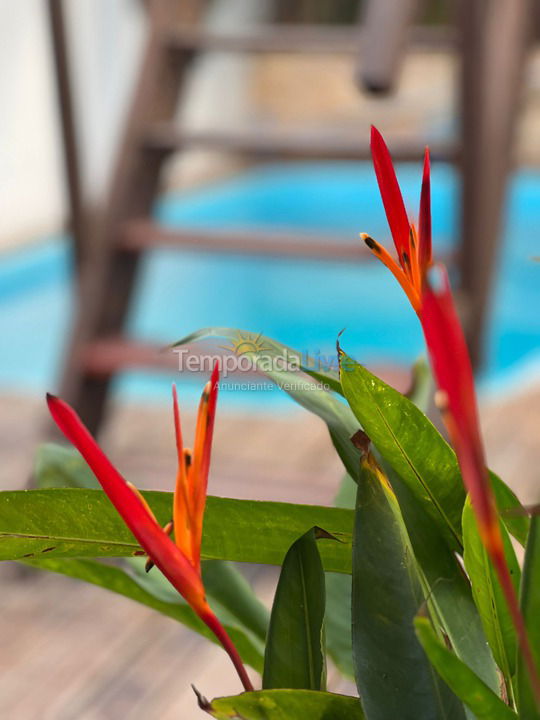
[1,1,65,246]
[0,0,268,249]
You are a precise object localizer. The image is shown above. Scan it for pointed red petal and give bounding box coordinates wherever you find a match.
[420,271,540,702]
[370,126,411,260]
[418,147,432,273]
[200,607,253,691]
[46,394,206,613]
[419,268,491,529]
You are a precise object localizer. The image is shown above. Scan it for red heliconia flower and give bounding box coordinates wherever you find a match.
[366,126,540,705]
[47,364,253,692]
[362,125,432,314]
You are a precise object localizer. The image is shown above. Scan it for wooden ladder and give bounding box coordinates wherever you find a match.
[50,0,531,436]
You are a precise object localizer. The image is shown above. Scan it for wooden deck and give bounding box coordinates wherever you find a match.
[1,385,540,718]
[0,393,349,718]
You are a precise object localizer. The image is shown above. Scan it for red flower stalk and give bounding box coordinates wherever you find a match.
[421,268,540,704]
[361,125,432,314]
[46,364,253,692]
[366,127,540,706]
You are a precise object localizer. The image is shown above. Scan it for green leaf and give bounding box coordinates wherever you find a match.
[323,474,355,679]
[517,516,540,720]
[202,560,269,643]
[462,498,520,685]
[263,528,326,690]
[173,334,528,547]
[384,464,499,695]
[415,616,518,720]
[0,489,353,572]
[200,689,365,719]
[34,442,355,680]
[352,454,465,720]
[173,329,362,481]
[491,472,530,547]
[23,556,265,672]
[339,349,465,551]
[34,443,99,489]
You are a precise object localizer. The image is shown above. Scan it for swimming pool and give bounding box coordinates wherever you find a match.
[2,162,540,410]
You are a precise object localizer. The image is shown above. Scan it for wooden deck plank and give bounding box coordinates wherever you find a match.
[2,387,540,717]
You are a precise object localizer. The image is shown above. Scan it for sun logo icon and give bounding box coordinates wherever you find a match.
[220,331,272,357]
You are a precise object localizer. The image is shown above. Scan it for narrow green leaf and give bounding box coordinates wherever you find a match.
[492,472,530,547]
[340,349,465,551]
[352,454,465,720]
[463,498,520,685]
[263,528,326,690]
[201,689,365,719]
[0,489,353,572]
[384,465,499,694]
[24,556,265,672]
[415,616,518,720]
[202,560,269,643]
[517,516,540,720]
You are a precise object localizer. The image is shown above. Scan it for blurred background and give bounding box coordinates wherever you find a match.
[2,0,540,717]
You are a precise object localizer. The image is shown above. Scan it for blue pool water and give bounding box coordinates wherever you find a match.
[1,162,540,410]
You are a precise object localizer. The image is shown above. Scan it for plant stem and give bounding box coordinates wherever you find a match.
[202,609,254,692]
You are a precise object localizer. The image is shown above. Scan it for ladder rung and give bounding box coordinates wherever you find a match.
[119,221,371,262]
[119,221,455,266]
[166,24,456,55]
[79,336,411,394]
[79,337,267,381]
[144,126,458,162]
[80,338,178,376]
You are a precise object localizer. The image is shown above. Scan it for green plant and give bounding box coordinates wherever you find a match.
[1,129,539,719]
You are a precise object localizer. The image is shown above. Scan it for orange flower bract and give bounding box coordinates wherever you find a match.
[362,126,433,314]
[47,364,253,692]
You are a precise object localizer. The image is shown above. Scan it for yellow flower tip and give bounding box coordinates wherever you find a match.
[360,233,380,253]
[201,381,212,403]
[361,233,422,314]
